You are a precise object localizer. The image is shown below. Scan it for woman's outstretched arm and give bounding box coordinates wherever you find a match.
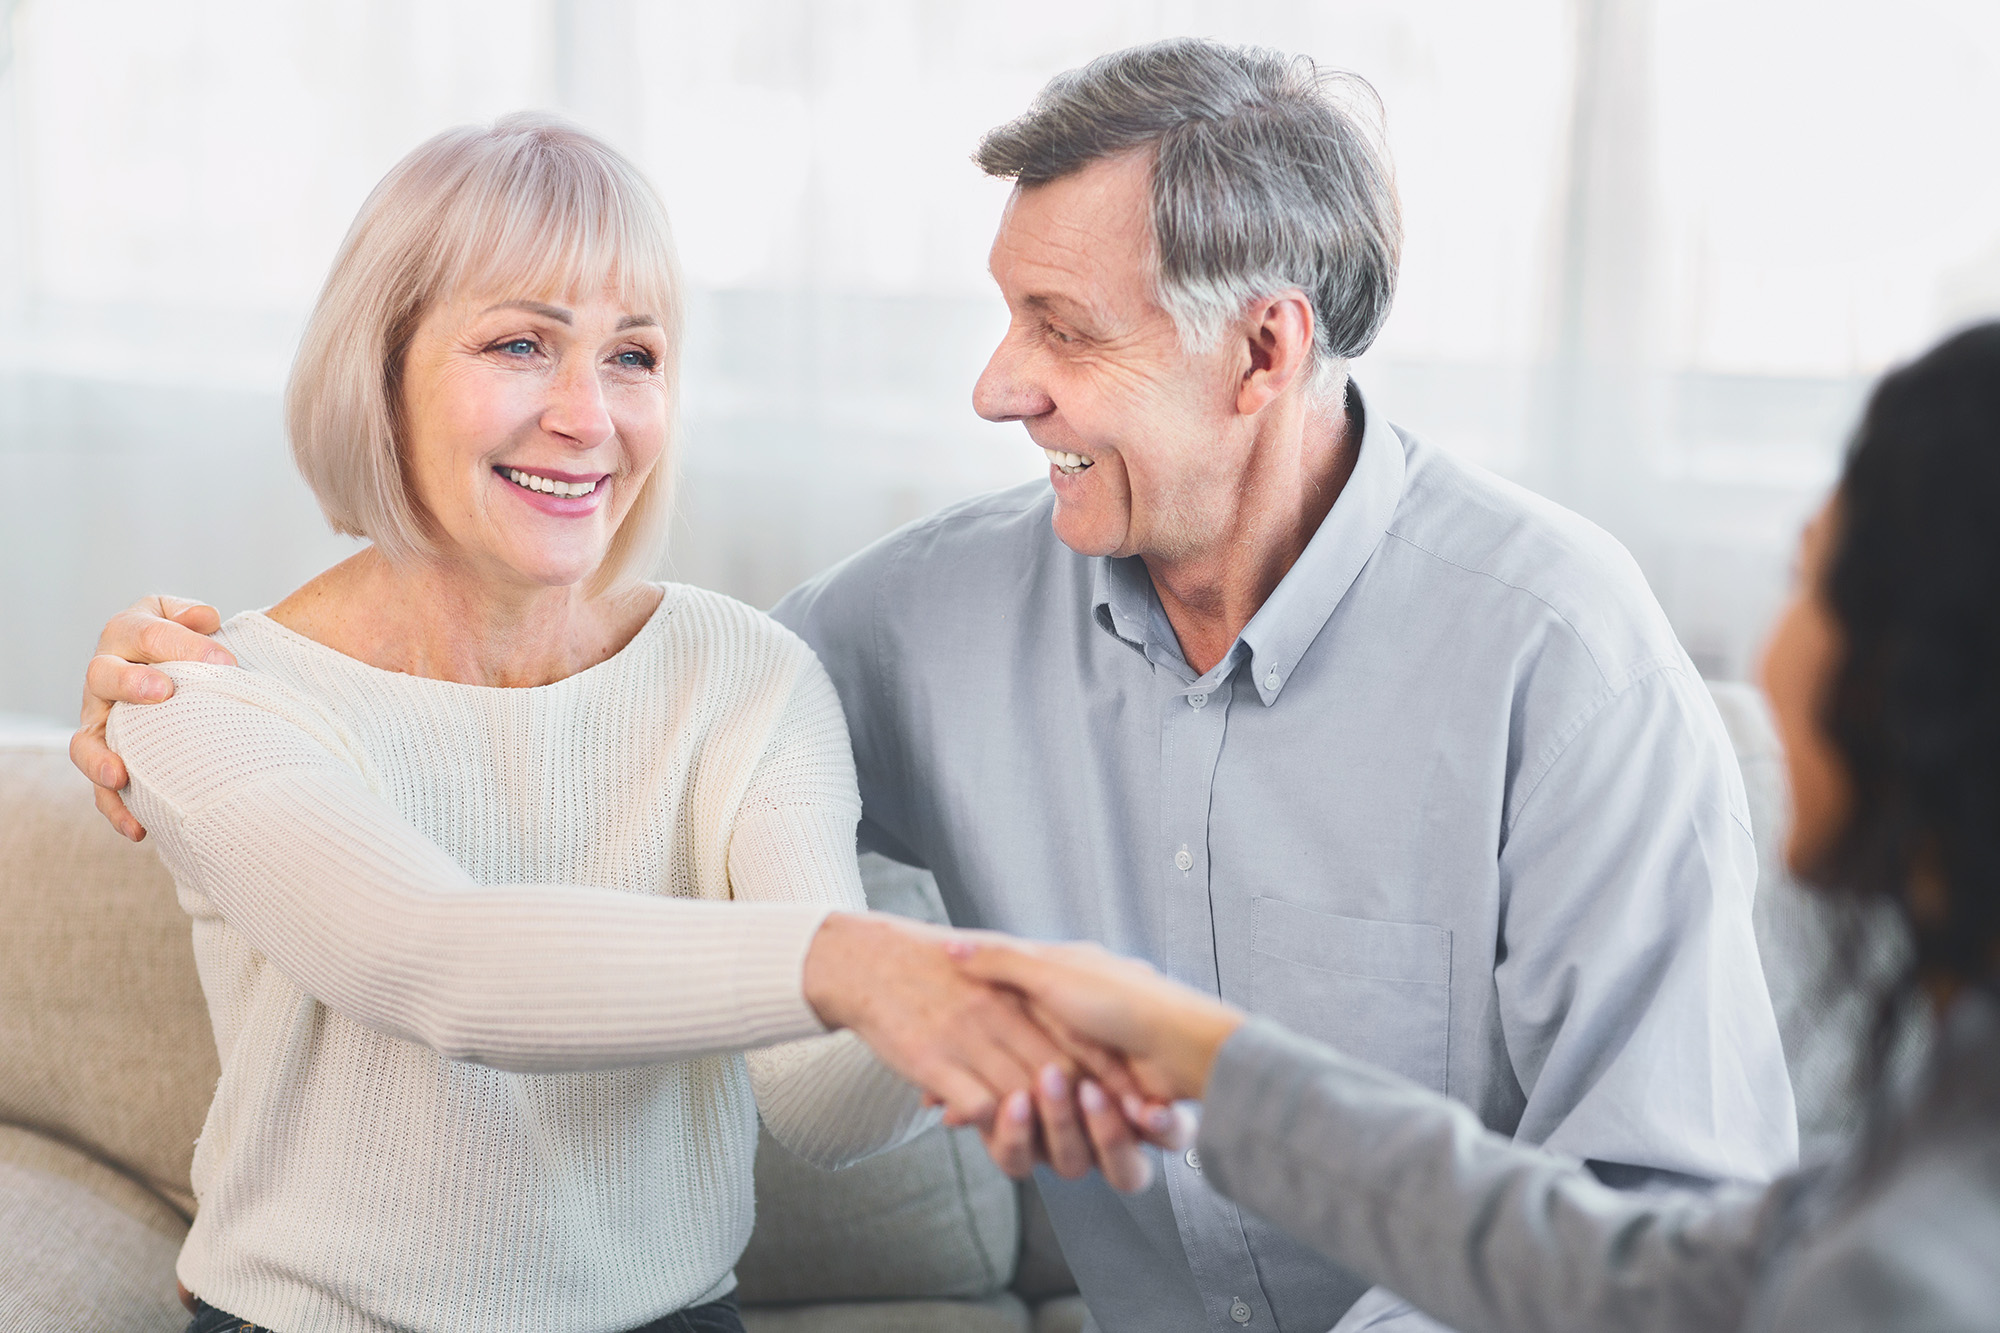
[109,661,840,1072]
[107,660,1087,1141]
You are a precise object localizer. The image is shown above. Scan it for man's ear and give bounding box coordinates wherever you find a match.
[1236,291,1316,416]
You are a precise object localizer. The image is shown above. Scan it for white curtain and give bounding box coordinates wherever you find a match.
[3,0,1998,718]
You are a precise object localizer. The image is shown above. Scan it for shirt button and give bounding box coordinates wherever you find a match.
[1174,847,1194,872]
[1185,1147,1201,1171]
[1264,670,1281,691]
[1230,1297,1253,1324]
[1187,692,1208,709]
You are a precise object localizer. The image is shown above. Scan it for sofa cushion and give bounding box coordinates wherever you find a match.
[1029,1295,1094,1333]
[737,1120,1019,1304]
[0,1126,185,1333]
[0,739,217,1218]
[0,1122,187,1241]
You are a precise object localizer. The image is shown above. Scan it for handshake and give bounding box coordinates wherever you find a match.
[801,912,1245,1193]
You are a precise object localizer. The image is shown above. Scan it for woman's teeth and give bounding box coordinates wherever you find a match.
[1043,449,1094,475]
[501,467,599,498]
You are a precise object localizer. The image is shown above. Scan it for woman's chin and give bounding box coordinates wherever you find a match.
[470,546,614,594]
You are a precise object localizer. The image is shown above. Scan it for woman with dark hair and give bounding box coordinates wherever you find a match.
[953,322,2000,1330]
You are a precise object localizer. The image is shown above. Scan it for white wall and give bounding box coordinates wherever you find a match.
[4,0,1999,719]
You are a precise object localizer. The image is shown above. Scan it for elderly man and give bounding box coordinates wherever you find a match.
[771,39,1796,1333]
[76,38,1794,1333]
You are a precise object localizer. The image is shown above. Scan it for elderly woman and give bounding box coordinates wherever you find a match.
[84,115,1147,1333]
[953,324,2000,1330]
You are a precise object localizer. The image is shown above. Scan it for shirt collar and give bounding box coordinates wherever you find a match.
[1088,381,1408,704]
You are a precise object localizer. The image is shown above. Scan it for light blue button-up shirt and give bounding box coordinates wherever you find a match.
[772,390,1797,1333]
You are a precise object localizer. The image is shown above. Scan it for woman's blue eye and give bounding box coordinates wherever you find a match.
[617,349,656,369]
[497,339,536,356]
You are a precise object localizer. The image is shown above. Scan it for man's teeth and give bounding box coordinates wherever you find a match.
[502,467,599,498]
[1042,449,1094,474]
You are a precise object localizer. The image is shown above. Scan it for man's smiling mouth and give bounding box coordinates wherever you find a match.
[1043,449,1094,475]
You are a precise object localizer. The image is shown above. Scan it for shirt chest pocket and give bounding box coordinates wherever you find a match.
[1248,896,1453,1095]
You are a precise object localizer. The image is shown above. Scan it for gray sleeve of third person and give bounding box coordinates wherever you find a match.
[769,535,931,870]
[1196,1018,1777,1333]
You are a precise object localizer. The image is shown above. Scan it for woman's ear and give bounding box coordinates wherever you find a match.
[1236,290,1316,416]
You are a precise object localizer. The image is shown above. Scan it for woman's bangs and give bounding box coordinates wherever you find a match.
[444,153,679,328]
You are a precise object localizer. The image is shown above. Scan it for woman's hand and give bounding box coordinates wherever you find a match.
[948,935,1246,1105]
[803,912,1174,1192]
[69,595,235,841]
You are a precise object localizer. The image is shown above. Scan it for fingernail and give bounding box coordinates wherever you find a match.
[204,649,233,666]
[141,677,172,701]
[1147,1105,1176,1134]
[97,762,121,788]
[944,939,974,960]
[1008,1090,1033,1123]
[1078,1079,1107,1113]
[1040,1064,1068,1100]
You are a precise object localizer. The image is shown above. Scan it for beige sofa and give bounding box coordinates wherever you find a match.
[0,683,1858,1332]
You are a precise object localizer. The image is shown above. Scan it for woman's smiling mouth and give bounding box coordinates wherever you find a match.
[497,465,603,498]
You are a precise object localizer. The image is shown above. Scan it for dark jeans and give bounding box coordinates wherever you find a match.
[186,1292,746,1333]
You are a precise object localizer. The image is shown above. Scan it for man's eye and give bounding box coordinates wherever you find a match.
[494,338,538,356]
[1047,325,1076,345]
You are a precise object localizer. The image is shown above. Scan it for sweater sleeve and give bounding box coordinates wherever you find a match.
[108,663,832,1074]
[730,655,937,1167]
[1197,1018,1779,1333]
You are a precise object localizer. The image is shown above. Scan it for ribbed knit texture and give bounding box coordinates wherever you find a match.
[106,585,931,1333]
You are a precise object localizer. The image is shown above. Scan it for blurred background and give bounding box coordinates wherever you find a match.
[3,0,1999,725]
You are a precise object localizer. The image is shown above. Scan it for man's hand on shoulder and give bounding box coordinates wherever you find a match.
[72,595,237,842]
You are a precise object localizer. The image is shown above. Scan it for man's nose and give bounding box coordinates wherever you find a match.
[972,330,1053,424]
[543,357,615,447]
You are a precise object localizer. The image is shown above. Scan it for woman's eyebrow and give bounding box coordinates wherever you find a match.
[482,300,572,323]
[476,301,656,332]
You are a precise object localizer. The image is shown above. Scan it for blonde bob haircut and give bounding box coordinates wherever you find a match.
[287,111,683,594]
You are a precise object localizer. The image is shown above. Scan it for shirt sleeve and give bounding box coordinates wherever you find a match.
[1197,1018,1775,1333]
[728,654,937,1166]
[770,533,931,869]
[108,664,833,1074]
[1496,664,1799,1182]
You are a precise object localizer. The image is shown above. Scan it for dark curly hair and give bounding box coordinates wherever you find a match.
[1816,321,2000,1030]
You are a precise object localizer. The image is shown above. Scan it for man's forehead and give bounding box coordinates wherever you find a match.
[989,154,1155,314]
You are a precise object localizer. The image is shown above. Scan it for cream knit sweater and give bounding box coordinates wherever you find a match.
[107,585,931,1333]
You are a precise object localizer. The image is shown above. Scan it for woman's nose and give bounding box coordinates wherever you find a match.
[973,331,1054,424]
[542,358,615,447]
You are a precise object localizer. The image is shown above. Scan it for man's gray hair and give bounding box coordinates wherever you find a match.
[976,38,1402,399]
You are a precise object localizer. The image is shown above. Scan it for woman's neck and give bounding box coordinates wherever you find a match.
[267,548,663,687]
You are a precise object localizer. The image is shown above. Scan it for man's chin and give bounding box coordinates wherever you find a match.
[1049,504,1128,560]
